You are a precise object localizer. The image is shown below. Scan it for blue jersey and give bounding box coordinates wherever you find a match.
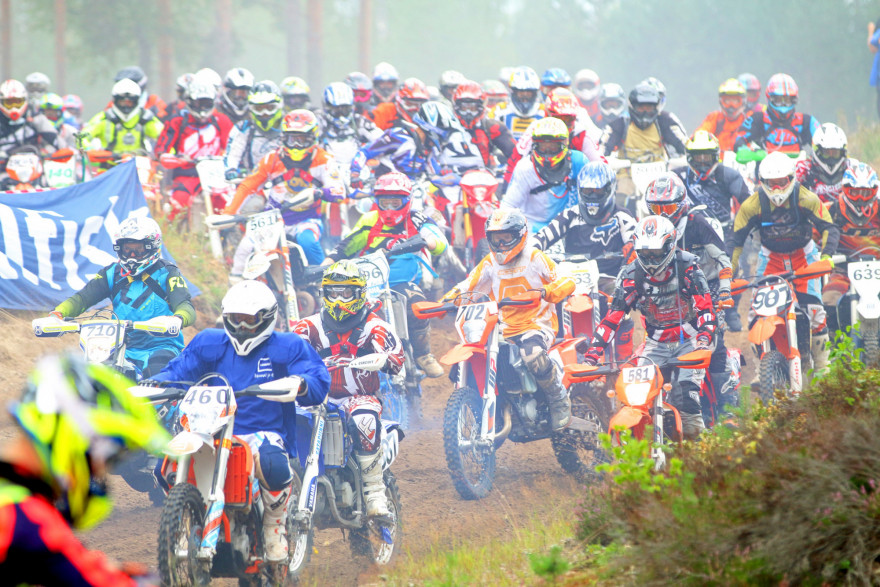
[155,329,330,451]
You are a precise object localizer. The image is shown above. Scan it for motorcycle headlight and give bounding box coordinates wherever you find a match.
[624,382,651,406]
[84,340,114,364]
[461,319,486,344]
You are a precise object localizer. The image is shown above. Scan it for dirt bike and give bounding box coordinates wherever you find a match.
[449,168,500,269]
[32,310,180,502]
[131,374,305,586]
[159,154,232,235]
[286,353,404,577]
[413,290,606,500]
[831,247,880,365]
[732,258,834,399]
[564,348,712,471]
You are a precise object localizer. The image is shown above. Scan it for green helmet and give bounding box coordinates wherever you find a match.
[249,80,283,132]
[321,260,368,325]
[9,353,169,528]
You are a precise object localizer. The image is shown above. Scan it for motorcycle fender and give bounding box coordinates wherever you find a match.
[608,406,650,434]
[748,315,784,346]
[242,251,275,279]
[440,343,484,366]
[165,431,213,457]
[858,298,880,320]
[381,423,404,471]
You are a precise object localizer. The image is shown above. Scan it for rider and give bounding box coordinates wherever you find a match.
[224,80,285,180]
[482,79,509,109]
[154,77,233,219]
[345,71,374,116]
[728,151,841,373]
[735,73,819,155]
[0,354,169,586]
[217,67,255,124]
[113,66,167,120]
[324,171,449,378]
[443,208,576,430]
[502,116,588,232]
[24,72,51,116]
[822,161,880,334]
[317,82,382,165]
[738,72,764,117]
[293,261,405,517]
[39,92,77,149]
[369,77,429,131]
[438,70,466,105]
[582,215,717,440]
[0,79,59,159]
[153,279,330,562]
[62,94,84,129]
[572,69,601,118]
[280,76,311,112]
[167,73,193,119]
[593,82,627,128]
[490,66,544,140]
[452,80,516,169]
[644,173,737,411]
[533,161,636,362]
[540,67,572,98]
[80,79,164,155]
[696,78,748,152]
[48,216,195,378]
[795,122,853,204]
[224,109,346,267]
[371,62,400,106]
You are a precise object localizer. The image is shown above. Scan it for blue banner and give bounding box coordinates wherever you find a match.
[0,159,199,310]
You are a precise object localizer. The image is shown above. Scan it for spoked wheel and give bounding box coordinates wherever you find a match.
[759,350,790,402]
[282,471,313,583]
[350,471,402,565]
[863,322,880,367]
[157,483,210,587]
[443,387,495,499]
[551,391,610,482]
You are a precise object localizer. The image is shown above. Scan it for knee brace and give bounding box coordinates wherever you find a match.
[349,409,381,454]
[255,442,293,491]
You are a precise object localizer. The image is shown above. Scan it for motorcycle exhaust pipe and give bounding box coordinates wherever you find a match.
[494,404,513,444]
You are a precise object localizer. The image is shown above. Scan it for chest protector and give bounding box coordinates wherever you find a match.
[621,122,665,162]
[633,255,697,328]
[757,186,814,253]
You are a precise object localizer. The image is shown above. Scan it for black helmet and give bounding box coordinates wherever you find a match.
[576,162,617,224]
[114,66,147,91]
[627,82,660,130]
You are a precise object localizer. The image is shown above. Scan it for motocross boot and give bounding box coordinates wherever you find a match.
[710,370,739,413]
[356,452,390,518]
[724,306,743,332]
[680,411,706,441]
[412,325,444,378]
[260,484,292,562]
[811,332,830,375]
[536,362,571,431]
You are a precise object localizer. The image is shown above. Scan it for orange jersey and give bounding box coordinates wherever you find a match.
[367,102,399,130]
[697,110,745,152]
[449,245,575,338]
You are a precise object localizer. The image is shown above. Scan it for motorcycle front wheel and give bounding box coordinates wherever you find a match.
[349,470,402,565]
[551,391,610,482]
[758,349,789,402]
[283,470,314,582]
[157,483,210,586]
[443,386,496,499]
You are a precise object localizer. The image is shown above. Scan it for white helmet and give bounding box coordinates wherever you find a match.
[811,122,848,183]
[111,79,142,122]
[221,67,255,117]
[759,151,797,207]
[195,68,222,90]
[573,69,601,104]
[633,215,677,277]
[186,78,217,122]
[221,281,278,356]
[0,79,28,122]
[113,216,162,276]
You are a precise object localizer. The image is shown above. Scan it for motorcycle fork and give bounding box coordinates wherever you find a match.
[295,405,326,527]
[652,389,666,471]
[786,310,803,393]
[279,238,299,326]
[199,421,235,558]
[480,327,499,443]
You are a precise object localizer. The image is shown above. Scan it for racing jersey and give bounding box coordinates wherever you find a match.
[828,198,880,258]
[446,244,575,338]
[533,204,636,276]
[317,112,382,169]
[224,119,283,174]
[696,110,745,152]
[463,118,515,168]
[155,329,330,447]
[587,250,716,349]
[154,111,233,176]
[294,310,404,399]
[0,113,58,157]
[350,123,428,179]
[674,164,751,227]
[598,112,688,158]
[734,110,818,154]
[503,115,602,184]
[795,157,855,204]
[502,150,587,232]
[488,101,545,140]
[80,109,163,154]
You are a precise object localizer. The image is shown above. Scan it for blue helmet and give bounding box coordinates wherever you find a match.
[412,101,462,148]
[323,82,355,130]
[576,161,617,224]
[541,68,572,90]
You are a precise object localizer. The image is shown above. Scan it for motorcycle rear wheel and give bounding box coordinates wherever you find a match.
[551,391,610,482]
[349,470,402,565]
[443,386,496,499]
[759,350,789,402]
[157,483,209,586]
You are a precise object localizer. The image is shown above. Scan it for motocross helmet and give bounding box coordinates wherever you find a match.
[759,151,797,207]
[599,83,626,120]
[63,94,83,120]
[394,77,430,122]
[508,66,541,116]
[645,173,689,226]
[248,80,283,132]
[221,280,278,356]
[811,123,848,185]
[413,101,462,149]
[185,78,217,123]
[280,76,311,111]
[840,161,879,226]
[175,73,193,102]
[685,130,721,181]
[439,70,466,101]
[634,215,677,277]
[544,88,580,136]
[0,79,28,122]
[322,82,355,131]
[452,81,487,129]
[485,208,528,265]
[9,353,169,529]
[40,92,65,126]
[540,67,572,97]
[577,161,617,224]
[111,79,142,123]
[221,67,255,118]
[482,79,508,108]
[113,216,162,276]
[573,69,601,106]
[373,171,413,226]
[738,72,761,110]
[372,62,399,102]
[25,71,50,102]
[115,66,148,108]
[344,71,373,105]
[281,109,319,162]
[194,68,222,91]
[765,73,798,126]
[718,78,746,120]
[642,77,666,112]
[530,117,570,180]
[321,260,368,327]
[628,82,661,130]
[498,66,515,88]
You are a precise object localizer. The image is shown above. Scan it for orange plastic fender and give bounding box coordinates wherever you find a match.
[673,349,713,369]
[440,343,485,366]
[609,405,650,433]
[748,315,784,345]
[562,363,602,387]
[564,294,593,314]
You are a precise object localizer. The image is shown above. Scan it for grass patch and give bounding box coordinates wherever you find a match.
[843,119,880,169]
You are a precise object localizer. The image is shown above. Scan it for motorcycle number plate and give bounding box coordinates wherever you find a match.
[559,260,599,294]
[752,283,791,316]
[79,320,123,363]
[630,161,667,193]
[849,261,880,283]
[246,210,281,232]
[352,254,390,301]
[622,364,655,384]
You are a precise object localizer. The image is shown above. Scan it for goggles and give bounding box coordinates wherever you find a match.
[189,98,215,113]
[769,95,795,108]
[42,108,63,121]
[283,95,308,109]
[323,285,358,302]
[764,176,792,191]
[227,88,249,102]
[1,97,26,110]
[454,100,483,115]
[817,147,844,161]
[328,104,353,118]
[512,89,537,102]
[283,132,315,149]
[845,186,878,201]
[576,80,598,92]
[534,139,566,157]
[719,95,744,108]
[353,89,372,103]
[113,240,150,260]
[579,186,609,201]
[601,98,623,111]
[224,312,262,329]
[250,102,279,115]
[637,248,668,266]
[399,97,426,113]
[375,195,408,211]
[632,103,658,114]
[114,96,138,110]
[648,202,682,217]
[487,231,518,250]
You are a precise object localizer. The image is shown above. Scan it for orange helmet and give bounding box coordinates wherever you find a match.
[394,77,429,122]
[452,81,486,129]
[281,109,319,161]
[545,88,580,135]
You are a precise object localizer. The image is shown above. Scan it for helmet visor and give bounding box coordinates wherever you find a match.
[487,230,519,251]
[224,312,262,329]
[817,147,844,162]
[576,80,598,93]
[637,248,669,267]
[328,104,353,118]
[376,195,408,211]
[845,186,877,202]
[323,285,358,302]
[632,102,658,115]
[114,240,150,261]
[283,132,315,149]
[719,95,743,109]
[189,97,215,114]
